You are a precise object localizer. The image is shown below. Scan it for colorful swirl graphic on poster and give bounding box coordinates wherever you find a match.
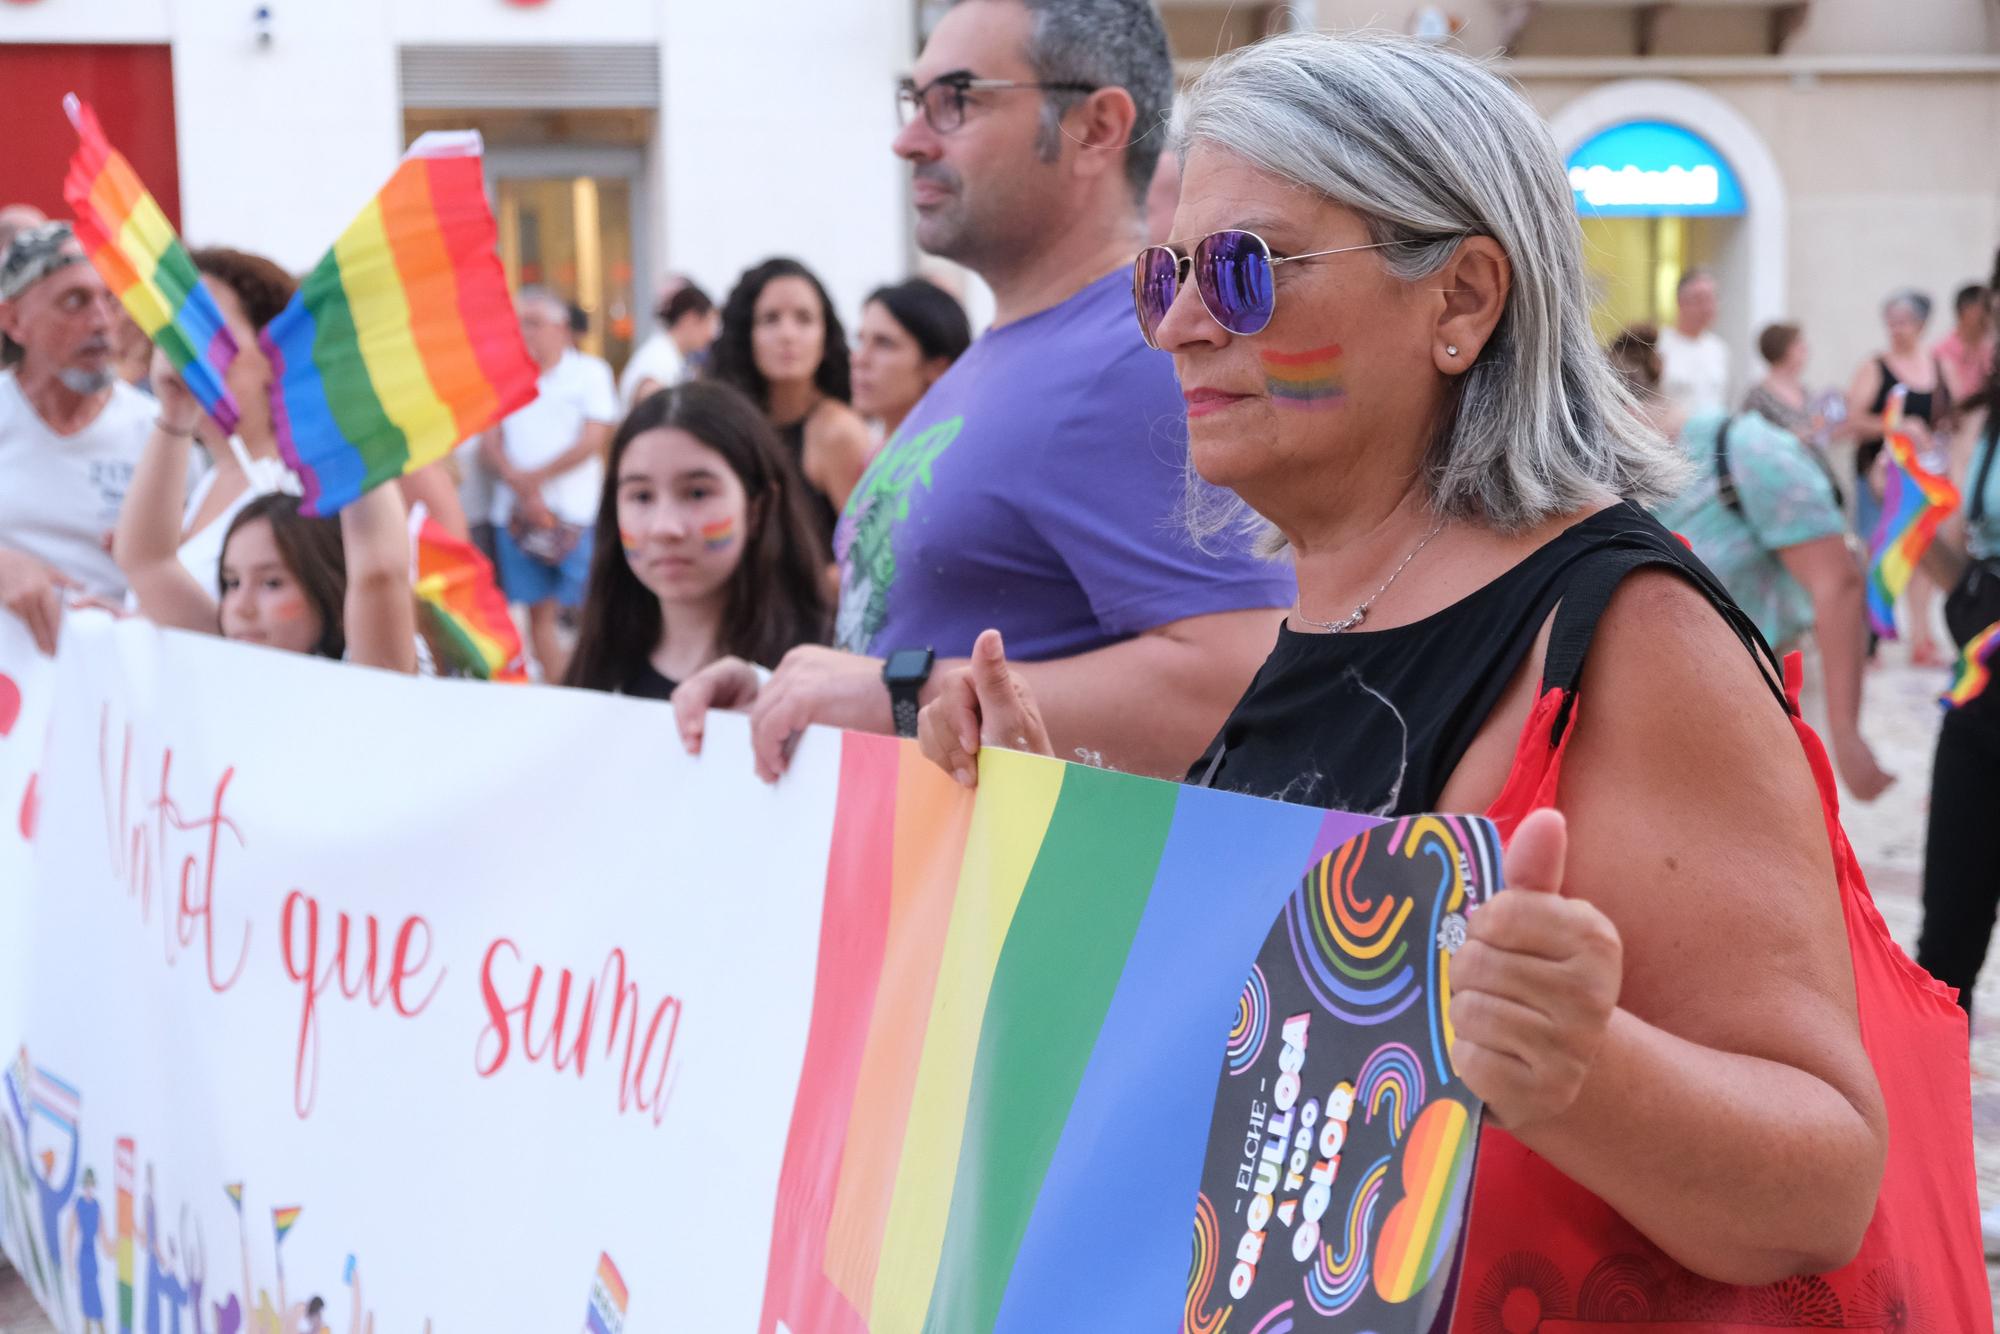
[1304,1155,1388,1316]
[1227,965,1271,1077]
[1357,1043,1425,1145]
[1399,815,1495,1084]
[1190,813,1506,1332]
[1183,1191,1232,1334]
[1286,828,1420,1025]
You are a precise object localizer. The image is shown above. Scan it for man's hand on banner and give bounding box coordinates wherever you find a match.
[0,547,77,655]
[673,656,765,756]
[1447,808,1622,1132]
[675,647,897,782]
[920,628,1051,788]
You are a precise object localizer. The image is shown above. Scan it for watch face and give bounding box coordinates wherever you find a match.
[885,648,933,683]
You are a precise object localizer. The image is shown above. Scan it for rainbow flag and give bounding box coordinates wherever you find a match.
[261,131,538,516]
[61,94,240,432]
[271,1206,302,1246]
[223,1182,243,1213]
[411,511,525,681]
[583,1252,629,1334]
[1943,621,2000,711]
[115,1138,135,1332]
[1867,411,1960,639]
[757,735,1499,1332]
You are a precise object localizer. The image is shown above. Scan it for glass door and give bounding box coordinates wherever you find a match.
[486,147,647,375]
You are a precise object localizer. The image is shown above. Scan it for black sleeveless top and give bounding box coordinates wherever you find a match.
[1187,503,1767,816]
[776,413,840,559]
[1855,357,1948,477]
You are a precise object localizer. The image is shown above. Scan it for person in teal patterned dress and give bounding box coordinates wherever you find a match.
[1633,329,1895,801]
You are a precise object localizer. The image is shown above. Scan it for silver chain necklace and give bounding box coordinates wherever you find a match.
[1294,517,1448,633]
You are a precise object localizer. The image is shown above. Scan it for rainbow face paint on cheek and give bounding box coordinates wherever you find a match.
[619,528,643,559]
[1261,343,1347,410]
[700,517,738,553]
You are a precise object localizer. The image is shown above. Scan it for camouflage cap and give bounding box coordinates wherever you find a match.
[0,221,83,303]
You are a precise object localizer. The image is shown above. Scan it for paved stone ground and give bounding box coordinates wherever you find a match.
[1,647,1994,1329]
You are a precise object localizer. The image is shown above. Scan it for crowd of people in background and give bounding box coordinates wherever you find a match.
[5,0,2000,1288]
[1609,260,2000,1031]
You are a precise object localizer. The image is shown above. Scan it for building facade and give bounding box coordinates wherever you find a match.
[0,0,916,370]
[4,0,1996,392]
[1173,0,2000,405]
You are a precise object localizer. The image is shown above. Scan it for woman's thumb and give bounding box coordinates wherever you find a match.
[1503,807,1568,895]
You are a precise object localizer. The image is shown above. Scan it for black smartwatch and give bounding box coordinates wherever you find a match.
[882,648,935,739]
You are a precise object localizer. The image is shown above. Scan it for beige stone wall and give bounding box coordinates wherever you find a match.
[1520,71,2000,400]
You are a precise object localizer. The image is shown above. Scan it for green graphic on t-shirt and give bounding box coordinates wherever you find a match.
[836,414,964,651]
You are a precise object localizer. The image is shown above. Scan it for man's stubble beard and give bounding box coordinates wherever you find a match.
[57,367,115,395]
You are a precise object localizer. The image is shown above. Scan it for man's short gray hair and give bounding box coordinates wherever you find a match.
[975,0,1173,203]
[1179,30,1686,534]
[515,285,566,319]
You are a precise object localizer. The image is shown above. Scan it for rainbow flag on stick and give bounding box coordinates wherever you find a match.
[410,508,525,681]
[1867,393,1959,639]
[262,130,538,516]
[1943,622,2000,711]
[271,1205,302,1246]
[61,94,241,431]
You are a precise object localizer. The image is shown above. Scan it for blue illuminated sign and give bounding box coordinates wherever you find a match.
[1566,120,1746,218]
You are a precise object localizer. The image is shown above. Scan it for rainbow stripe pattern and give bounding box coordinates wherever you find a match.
[1867,426,1960,639]
[585,1252,629,1334]
[271,1206,302,1245]
[758,734,1499,1332]
[1943,621,2000,712]
[62,94,241,432]
[412,513,525,681]
[1261,343,1346,409]
[262,131,538,516]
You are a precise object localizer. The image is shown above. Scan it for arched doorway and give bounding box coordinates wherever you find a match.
[1547,80,1787,381]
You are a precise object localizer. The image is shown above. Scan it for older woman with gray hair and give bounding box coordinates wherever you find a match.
[1844,287,1953,663]
[922,29,1983,1321]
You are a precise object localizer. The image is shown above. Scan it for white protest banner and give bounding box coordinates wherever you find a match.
[0,613,1495,1332]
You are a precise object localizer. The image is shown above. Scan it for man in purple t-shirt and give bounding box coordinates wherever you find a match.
[675,0,1291,778]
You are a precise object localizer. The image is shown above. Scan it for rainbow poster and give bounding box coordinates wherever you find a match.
[261,131,538,516]
[1187,817,1498,1330]
[756,735,1498,1331]
[61,94,242,431]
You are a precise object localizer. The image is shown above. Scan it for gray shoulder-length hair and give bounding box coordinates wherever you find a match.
[1179,30,1685,536]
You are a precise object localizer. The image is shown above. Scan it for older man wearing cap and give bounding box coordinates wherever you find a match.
[0,221,159,652]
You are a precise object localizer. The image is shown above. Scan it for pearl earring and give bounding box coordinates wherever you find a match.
[1446,345,1459,357]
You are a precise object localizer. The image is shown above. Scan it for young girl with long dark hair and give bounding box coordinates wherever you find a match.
[564,381,829,698]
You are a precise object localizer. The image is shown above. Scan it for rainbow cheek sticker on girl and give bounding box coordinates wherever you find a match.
[619,529,644,559]
[700,518,738,553]
[1261,343,1347,410]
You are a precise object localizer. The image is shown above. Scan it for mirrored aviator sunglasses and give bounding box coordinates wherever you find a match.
[1131,229,1401,349]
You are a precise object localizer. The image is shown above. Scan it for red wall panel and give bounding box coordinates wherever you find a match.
[0,45,180,227]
